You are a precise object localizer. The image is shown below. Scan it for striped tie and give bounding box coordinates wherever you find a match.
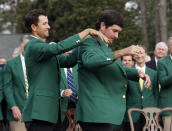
[67,68,77,103]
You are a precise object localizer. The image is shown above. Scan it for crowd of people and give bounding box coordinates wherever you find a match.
[0,8,172,131]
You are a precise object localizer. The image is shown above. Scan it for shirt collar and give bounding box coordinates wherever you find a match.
[135,64,146,73]
[155,57,158,66]
[30,35,41,40]
[20,53,24,59]
[170,55,172,60]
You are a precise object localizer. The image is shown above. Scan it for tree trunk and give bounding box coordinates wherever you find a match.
[159,0,167,42]
[140,0,149,48]
[155,0,160,43]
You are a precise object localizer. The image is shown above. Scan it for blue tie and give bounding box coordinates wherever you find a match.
[67,68,77,103]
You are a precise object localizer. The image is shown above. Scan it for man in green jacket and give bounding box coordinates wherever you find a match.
[157,37,172,131]
[22,9,109,131]
[0,65,4,130]
[75,10,151,131]
[4,35,29,131]
[122,46,158,131]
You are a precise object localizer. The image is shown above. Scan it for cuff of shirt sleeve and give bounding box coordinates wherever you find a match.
[61,90,64,97]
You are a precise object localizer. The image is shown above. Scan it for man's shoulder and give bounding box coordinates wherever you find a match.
[82,36,98,45]
[7,56,20,64]
[159,55,170,64]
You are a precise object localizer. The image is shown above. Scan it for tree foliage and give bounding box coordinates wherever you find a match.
[15,0,142,51]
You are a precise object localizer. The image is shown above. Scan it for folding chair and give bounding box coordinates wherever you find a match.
[128,107,172,131]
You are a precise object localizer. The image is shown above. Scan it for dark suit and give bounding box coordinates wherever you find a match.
[22,35,83,131]
[76,36,139,130]
[146,59,156,70]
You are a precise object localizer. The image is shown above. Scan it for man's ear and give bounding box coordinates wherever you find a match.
[31,24,37,32]
[100,22,106,32]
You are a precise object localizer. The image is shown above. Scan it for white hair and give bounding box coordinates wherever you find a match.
[168,37,172,46]
[155,41,168,52]
[12,47,20,55]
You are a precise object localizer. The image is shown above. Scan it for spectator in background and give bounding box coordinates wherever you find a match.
[4,35,29,131]
[121,55,134,68]
[123,46,158,131]
[12,48,20,58]
[0,57,6,68]
[0,57,8,131]
[0,57,5,131]
[157,37,172,131]
[146,42,168,70]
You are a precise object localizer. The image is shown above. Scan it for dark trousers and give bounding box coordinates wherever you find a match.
[79,121,114,131]
[0,120,3,131]
[28,120,56,131]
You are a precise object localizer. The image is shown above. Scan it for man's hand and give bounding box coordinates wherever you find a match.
[11,106,22,121]
[138,70,151,88]
[113,45,142,60]
[62,89,73,97]
[78,28,110,43]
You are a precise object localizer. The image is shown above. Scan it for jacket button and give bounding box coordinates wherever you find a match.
[122,95,126,99]
[106,58,111,61]
[141,96,144,99]
[125,84,127,88]
[76,40,80,44]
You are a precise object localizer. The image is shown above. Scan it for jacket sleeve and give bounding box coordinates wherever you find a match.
[28,34,83,62]
[124,67,139,81]
[3,62,17,109]
[57,48,79,68]
[157,61,172,88]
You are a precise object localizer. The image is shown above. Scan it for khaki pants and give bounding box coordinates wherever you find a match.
[9,121,27,131]
[162,115,172,131]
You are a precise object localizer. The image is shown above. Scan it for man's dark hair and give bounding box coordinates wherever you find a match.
[24,9,46,33]
[95,10,124,30]
[121,55,134,61]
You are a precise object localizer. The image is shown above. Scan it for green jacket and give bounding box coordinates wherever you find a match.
[59,65,78,122]
[157,55,172,115]
[125,66,158,122]
[0,67,4,120]
[4,56,27,120]
[22,34,83,123]
[75,36,139,125]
